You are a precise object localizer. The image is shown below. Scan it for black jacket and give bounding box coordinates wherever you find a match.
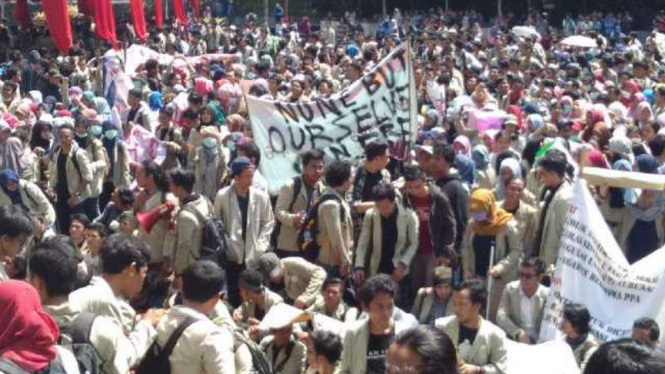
[403,184,456,259]
[436,174,469,255]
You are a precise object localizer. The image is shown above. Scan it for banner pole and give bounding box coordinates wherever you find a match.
[486,244,496,319]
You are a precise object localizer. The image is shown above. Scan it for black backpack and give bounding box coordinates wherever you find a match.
[233,330,272,374]
[58,312,103,374]
[270,177,303,249]
[182,199,230,269]
[296,193,345,263]
[136,316,198,374]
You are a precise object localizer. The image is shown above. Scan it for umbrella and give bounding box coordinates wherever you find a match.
[560,35,597,48]
[511,26,540,40]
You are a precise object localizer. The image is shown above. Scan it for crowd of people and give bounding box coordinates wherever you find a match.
[1,4,665,374]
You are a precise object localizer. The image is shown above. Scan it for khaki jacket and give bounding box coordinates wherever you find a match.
[234,288,284,324]
[136,189,177,263]
[82,138,108,197]
[538,180,574,273]
[214,184,275,268]
[354,204,419,277]
[498,200,539,257]
[572,334,600,372]
[173,195,213,274]
[155,305,236,374]
[411,287,453,324]
[306,299,358,324]
[316,188,354,267]
[49,143,93,200]
[435,316,508,374]
[0,179,55,227]
[107,141,131,189]
[260,336,307,374]
[495,280,549,341]
[275,177,324,252]
[193,145,228,202]
[462,219,523,281]
[282,257,327,307]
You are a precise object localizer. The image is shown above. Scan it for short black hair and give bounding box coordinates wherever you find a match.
[169,167,196,194]
[302,149,324,167]
[633,318,660,342]
[373,183,396,203]
[520,257,545,275]
[100,234,151,274]
[538,149,568,177]
[322,277,344,292]
[311,330,343,364]
[181,260,226,303]
[116,187,135,206]
[455,279,487,310]
[324,160,352,188]
[563,302,591,335]
[0,205,33,239]
[433,141,456,165]
[239,269,264,293]
[140,160,169,192]
[583,338,665,374]
[28,240,79,297]
[358,274,397,306]
[128,88,142,99]
[87,222,108,238]
[70,214,90,229]
[403,164,425,181]
[364,140,389,161]
[394,326,458,374]
[182,108,200,120]
[238,141,262,166]
[648,135,665,158]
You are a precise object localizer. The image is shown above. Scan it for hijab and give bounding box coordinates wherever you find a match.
[631,154,665,221]
[586,150,610,169]
[0,280,58,372]
[469,188,513,236]
[0,168,22,205]
[496,157,522,200]
[453,135,471,157]
[29,121,52,151]
[506,105,523,130]
[472,144,490,171]
[454,154,475,187]
[148,91,164,111]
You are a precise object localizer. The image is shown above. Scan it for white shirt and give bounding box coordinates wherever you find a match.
[0,261,8,281]
[520,287,536,339]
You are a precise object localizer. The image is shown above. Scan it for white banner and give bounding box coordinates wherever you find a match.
[539,179,665,342]
[247,44,417,193]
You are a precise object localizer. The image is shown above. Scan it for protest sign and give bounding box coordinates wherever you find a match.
[539,179,665,343]
[582,166,665,190]
[247,44,417,193]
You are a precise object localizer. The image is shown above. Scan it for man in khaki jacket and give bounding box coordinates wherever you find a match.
[257,252,327,309]
[496,258,549,344]
[274,149,325,258]
[0,169,55,227]
[233,269,283,325]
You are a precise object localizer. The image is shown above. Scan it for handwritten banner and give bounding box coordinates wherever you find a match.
[247,43,417,194]
[539,179,665,342]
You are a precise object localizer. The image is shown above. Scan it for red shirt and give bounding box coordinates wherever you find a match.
[411,193,433,255]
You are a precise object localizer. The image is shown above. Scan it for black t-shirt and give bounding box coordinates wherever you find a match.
[472,234,496,277]
[366,331,394,374]
[237,193,249,243]
[56,152,69,202]
[458,323,479,346]
[362,170,384,201]
[378,209,398,274]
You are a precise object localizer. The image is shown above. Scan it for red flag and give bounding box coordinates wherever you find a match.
[78,0,94,18]
[15,0,32,29]
[94,0,117,45]
[173,0,187,25]
[190,0,200,20]
[130,0,148,40]
[44,0,73,54]
[154,0,164,28]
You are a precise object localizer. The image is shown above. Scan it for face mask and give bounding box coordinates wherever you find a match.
[472,211,488,222]
[562,104,572,114]
[90,125,103,137]
[105,129,118,140]
[202,137,217,149]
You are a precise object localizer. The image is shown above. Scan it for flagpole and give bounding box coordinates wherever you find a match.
[486,244,496,319]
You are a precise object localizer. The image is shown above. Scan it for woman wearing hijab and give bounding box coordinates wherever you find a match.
[494,157,536,206]
[625,154,665,263]
[0,169,55,228]
[472,145,495,190]
[453,135,471,157]
[453,154,475,192]
[463,189,522,321]
[192,131,228,201]
[99,120,131,210]
[74,117,108,218]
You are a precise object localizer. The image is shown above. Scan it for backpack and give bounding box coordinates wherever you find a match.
[296,193,345,263]
[58,312,103,374]
[270,177,303,249]
[135,316,198,374]
[233,331,272,374]
[182,199,230,269]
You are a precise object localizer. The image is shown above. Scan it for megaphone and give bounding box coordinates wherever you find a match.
[137,201,175,233]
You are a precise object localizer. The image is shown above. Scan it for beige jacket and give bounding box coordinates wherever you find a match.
[411,287,453,324]
[572,334,600,372]
[234,288,284,324]
[498,200,539,257]
[49,143,93,199]
[495,280,549,341]
[435,316,508,374]
[193,145,228,202]
[306,299,358,324]
[107,141,131,189]
[214,185,275,268]
[275,177,324,252]
[316,189,354,267]
[136,189,177,263]
[173,195,214,274]
[538,180,574,273]
[82,138,108,197]
[0,179,55,227]
[282,257,327,307]
[260,336,307,374]
[354,204,419,277]
[155,305,236,374]
[462,219,523,281]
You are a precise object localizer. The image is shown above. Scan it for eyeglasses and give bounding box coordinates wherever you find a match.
[519,272,537,280]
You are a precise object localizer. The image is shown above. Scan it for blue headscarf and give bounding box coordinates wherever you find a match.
[636,154,660,175]
[102,120,118,176]
[454,154,476,187]
[472,145,490,171]
[148,92,164,111]
[0,169,22,206]
[631,154,665,221]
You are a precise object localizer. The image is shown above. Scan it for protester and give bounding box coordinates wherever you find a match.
[583,338,665,374]
[256,252,327,309]
[0,205,32,281]
[561,302,600,371]
[411,266,454,325]
[632,317,661,348]
[387,325,458,374]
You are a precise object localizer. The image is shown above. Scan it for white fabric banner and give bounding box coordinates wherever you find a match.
[506,341,579,374]
[539,179,665,342]
[247,44,417,193]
